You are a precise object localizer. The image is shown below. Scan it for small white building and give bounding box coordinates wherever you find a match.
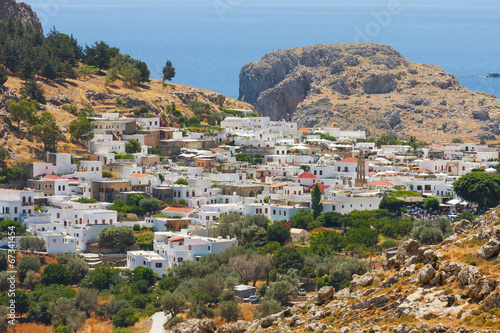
[127,250,167,278]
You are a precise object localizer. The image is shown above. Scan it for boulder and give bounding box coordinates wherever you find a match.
[260,316,275,329]
[453,219,472,235]
[468,277,496,300]
[457,265,479,286]
[363,73,396,94]
[171,319,217,333]
[481,292,500,312]
[382,110,401,128]
[476,237,500,259]
[318,286,335,301]
[472,108,490,121]
[349,273,375,292]
[216,320,248,333]
[418,264,436,284]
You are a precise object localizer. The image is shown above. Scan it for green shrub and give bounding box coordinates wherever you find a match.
[380,238,396,249]
[164,316,184,330]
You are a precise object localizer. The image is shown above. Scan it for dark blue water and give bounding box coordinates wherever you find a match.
[23,0,500,99]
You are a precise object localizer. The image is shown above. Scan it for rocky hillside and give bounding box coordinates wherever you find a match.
[0,0,42,31]
[239,43,500,143]
[0,75,252,161]
[168,208,500,332]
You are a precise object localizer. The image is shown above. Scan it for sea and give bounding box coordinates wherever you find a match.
[22,0,500,100]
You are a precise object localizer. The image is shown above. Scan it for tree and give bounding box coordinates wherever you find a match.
[0,66,7,86]
[74,288,99,317]
[311,184,323,220]
[453,170,500,208]
[83,41,120,70]
[258,299,282,316]
[32,112,64,152]
[48,297,75,325]
[20,79,46,104]
[125,139,142,154]
[174,178,189,185]
[0,251,6,271]
[159,276,180,292]
[15,289,30,317]
[41,263,71,285]
[113,307,140,328]
[229,252,270,286]
[120,63,142,88]
[309,231,346,257]
[0,146,9,165]
[134,60,150,83]
[67,310,86,333]
[6,99,40,130]
[139,198,163,215]
[218,290,240,322]
[264,280,297,306]
[57,253,89,285]
[162,60,175,82]
[270,247,305,275]
[18,256,41,282]
[411,220,443,245]
[266,221,291,245]
[127,266,157,286]
[97,227,136,252]
[290,209,313,230]
[86,264,122,291]
[76,64,98,79]
[19,236,45,252]
[24,270,41,289]
[69,117,94,143]
[161,292,186,317]
[424,197,440,211]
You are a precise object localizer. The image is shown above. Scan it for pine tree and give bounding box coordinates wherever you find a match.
[162,60,175,82]
[311,184,323,220]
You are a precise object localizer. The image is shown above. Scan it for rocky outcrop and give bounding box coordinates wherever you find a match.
[239,42,500,142]
[0,0,42,32]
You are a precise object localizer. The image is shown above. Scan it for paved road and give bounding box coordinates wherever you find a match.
[149,311,168,333]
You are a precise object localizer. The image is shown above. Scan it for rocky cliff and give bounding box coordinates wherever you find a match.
[168,208,500,332]
[0,0,42,31]
[239,43,500,142]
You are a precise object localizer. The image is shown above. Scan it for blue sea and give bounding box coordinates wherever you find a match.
[23,0,500,99]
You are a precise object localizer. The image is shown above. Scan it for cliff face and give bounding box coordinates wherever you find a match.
[239,43,500,143]
[0,0,42,31]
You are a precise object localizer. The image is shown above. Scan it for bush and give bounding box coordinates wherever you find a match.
[41,263,71,285]
[455,211,475,223]
[18,256,41,282]
[380,239,396,249]
[97,227,136,251]
[258,299,282,316]
[411,219,445,245]
[324,256,370,291]
[113,307,140,327]
[164,316,184,330]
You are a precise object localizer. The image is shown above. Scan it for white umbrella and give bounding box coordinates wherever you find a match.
[385,170,398,174]
[376,172,386,176]
[485,167,496,173]
[420,172,429,176]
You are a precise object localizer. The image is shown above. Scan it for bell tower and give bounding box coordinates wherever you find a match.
[355,149,367,187]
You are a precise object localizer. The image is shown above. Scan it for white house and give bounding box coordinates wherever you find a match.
[0,189,35,222]
[127,250,167,278]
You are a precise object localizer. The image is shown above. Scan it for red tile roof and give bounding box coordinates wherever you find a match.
[297,128,311,133]
[190,242,208,246]
[162,207,194,214]
[338,157,358,163]
[366,181,394,187]
[169,237,184,242]
[296,172,318,179]
[427,144,446,149]
[42,174,65,180]
[310,183,329,193]
[129,173,148,178]
[268,183,288,188]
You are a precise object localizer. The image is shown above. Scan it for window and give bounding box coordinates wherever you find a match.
[53,239,56,242]
[155,263,162,268]
[320,170,323,176]
[177,258,183,263]
[314,170,317,175]
[273,210,276,214]
[284,211,287,216]
[337,167,341,172]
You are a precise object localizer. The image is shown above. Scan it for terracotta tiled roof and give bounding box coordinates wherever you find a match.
[42,174,65,180]
[268,183,288,188]
[296,172,318,179]
[310,183,329,193]
[169,237,184,242]
[190,242,208,246]
[162,207,194,214]
[129,173,148,178]
[338,157,358,163]
[297,128,311,133]
[366,181,394,187]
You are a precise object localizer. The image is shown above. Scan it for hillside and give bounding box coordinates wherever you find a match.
[0,0,42,31]
[168,208,500,332]
[239,43,500,143]
[0,74,253,161]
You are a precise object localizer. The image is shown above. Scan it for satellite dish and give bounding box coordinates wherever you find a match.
[211,167,218,173]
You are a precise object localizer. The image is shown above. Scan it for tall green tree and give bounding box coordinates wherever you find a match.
[20,79,46,104]
[0,66,7,86]
[6,99,40,130]
[162,60,175,82]
[32,112,64,152]
[454,170,500,208]
[69,117,94,143]
[311,184,323,220]
[125,139,142,154]
[41,263,71,285]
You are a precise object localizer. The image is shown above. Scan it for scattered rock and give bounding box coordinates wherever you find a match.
[418,264,436,284]
[476,237,500,259]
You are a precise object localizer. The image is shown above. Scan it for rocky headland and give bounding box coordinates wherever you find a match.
[239,43,500,143]
[0,0,42,31]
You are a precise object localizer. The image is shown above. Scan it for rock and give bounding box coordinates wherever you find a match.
[472,108,490,121]
[453,219,472,235]
[330,78,351,95]
[349,273,375,291]
[382,110,401,128]
[260,316,275,329]
[457,265,479,286]
[363,73,396,94]
[418,264,436,284]
[330,61,345,74]
[476,237,500,259]
[0,0,42,32]
[340,327,350,333]
[468,277,496,299]
[216,320,248,333]
[343,55,360,66]
[318,286,335,301]
[170,319,217,333]
[481,292,500,312]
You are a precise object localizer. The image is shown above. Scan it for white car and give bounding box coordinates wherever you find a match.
[298,288,306,296]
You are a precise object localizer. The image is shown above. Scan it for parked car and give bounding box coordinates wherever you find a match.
[298,288,306,296]
[243,295,259,304]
